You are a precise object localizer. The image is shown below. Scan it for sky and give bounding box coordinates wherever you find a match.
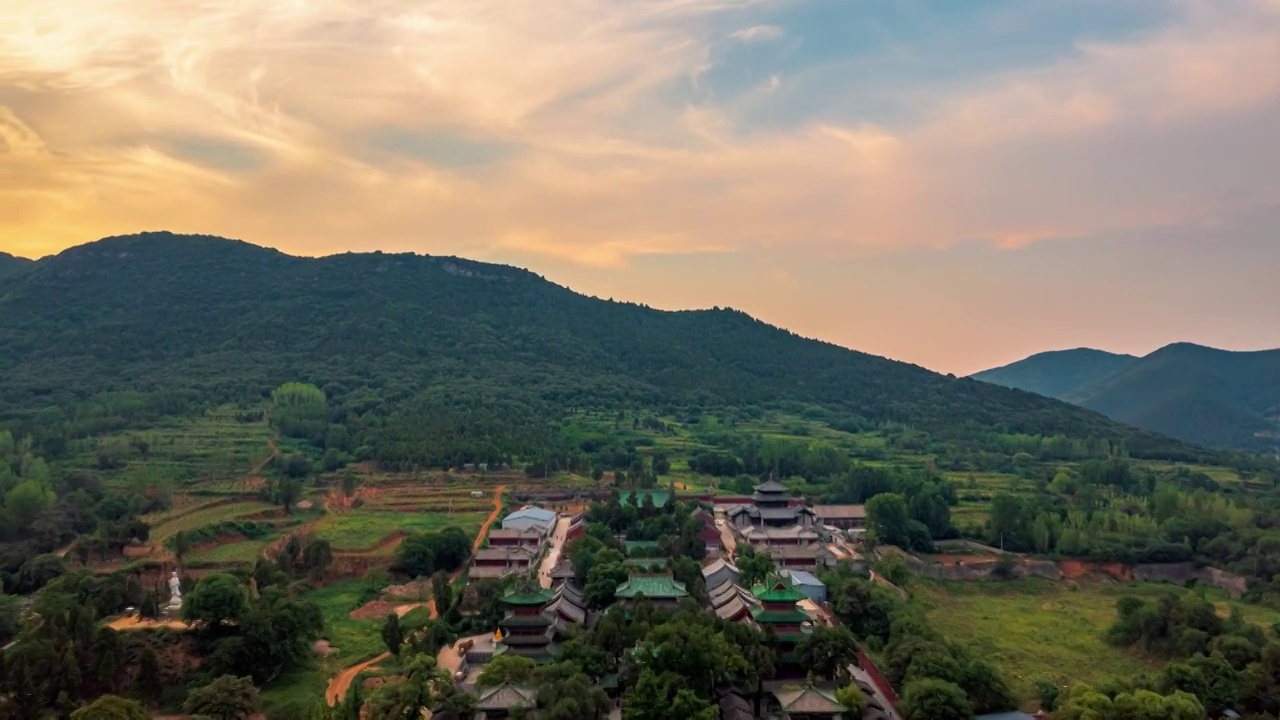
[1,0,1278,375]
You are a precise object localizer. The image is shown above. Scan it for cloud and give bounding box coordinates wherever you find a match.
[731,24,784,42]
[0,0,1277,272]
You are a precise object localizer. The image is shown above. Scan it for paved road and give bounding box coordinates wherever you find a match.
[538,516,571,589]
[716,510,737,558]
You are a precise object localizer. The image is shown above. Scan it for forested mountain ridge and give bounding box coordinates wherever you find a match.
[972,348,1138,399]
[0,232,1209,462]
[0,251,32,279]
[976,343,1280,452]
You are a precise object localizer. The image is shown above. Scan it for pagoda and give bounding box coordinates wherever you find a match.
[495,582,557,662]
[727,479,815,531]
[751,575,812,676]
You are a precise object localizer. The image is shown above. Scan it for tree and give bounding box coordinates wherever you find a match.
[135,645,162,701]
[900,678,972,720]
[70,695,148,720]
[173,530,191,563]
[835,684,866,720]
[478,654,537,687]
[381,613,404,657]
[737,547,774,588]
[184,573,250,628]
[0,591,20,646]
[866,493,911,547]
[341,471,359,498]
[535,663,612,720]
[183,675,260,720]
[1033,678,1061,711]
[796,625,860,682]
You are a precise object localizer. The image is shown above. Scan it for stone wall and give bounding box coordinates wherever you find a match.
[886,546,1247,595]
[1134,563,1248,598]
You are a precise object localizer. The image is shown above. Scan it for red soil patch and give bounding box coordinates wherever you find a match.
[1058,558,1133,580]
[350,600,403,620]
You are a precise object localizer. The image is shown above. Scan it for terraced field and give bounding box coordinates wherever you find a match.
[314,510,490,553]
[186,538,277,564]
[60,406,273,488]
[149,500,279,542]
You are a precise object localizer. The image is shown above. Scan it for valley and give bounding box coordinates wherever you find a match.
[0,235,1278,720]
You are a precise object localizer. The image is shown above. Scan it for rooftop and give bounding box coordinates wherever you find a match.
[488,528,546,541]
[502,587,556,605]
[503,506,557,525]
[754,479,789,493]
[787,570,825,587]
[701,558,740,579]
[475,683,537,711]
[753,577,806,603]
[615,573,689,599]
[812,504,866,519]
[774,686,845,714]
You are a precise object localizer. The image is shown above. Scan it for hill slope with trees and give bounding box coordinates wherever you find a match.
[972,348,1138,399]
[0,252,32,279]
[975,344,1280,452]
[0,232,1211,462]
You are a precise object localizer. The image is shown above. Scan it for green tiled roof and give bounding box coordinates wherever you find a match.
[624,540,662,554]
[615,574,689,599]
[503,588,555,606]
[752,578,805,603]
[751,607,811,624]
[501,613,554,627]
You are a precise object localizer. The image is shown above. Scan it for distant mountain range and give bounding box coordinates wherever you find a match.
[0,232,1208,462]
[974,344,1280,452]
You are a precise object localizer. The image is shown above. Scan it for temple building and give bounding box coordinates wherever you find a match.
[614,573,688,611]
[474,683,537,720]
[471,546,538,579]
[751,575,812,675]
[495,587,558,661]
[727,480,814,530]
[771,686,848,720]
[708,579,757,624]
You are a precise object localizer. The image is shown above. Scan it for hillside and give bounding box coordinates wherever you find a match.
[972,348,1138,399]
[1069,344,1280,452]
[976,343,1280,452]
[0,232,1208,461]
[0,251,32,279]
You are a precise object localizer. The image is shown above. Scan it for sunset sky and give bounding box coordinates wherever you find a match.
[2,0,1278,375]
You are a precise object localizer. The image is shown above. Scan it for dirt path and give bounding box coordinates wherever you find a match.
[324,485,506,707]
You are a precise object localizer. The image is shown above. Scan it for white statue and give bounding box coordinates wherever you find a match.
[167,571,183,609]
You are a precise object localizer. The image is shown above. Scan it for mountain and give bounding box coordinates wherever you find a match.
[975,344,1280,452]
[0,252,33,279]
[0,232,1209,461]
[972,348,1139,399]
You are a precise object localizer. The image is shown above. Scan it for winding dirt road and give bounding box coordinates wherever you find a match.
[323,484,506,707]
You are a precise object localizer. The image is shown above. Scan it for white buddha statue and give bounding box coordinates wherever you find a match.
[167,571,183,610]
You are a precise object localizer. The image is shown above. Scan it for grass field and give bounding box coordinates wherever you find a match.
[148,500,279,541]
[313,510,489,552]
[912,577,1280,707]
[185,538,276,564]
